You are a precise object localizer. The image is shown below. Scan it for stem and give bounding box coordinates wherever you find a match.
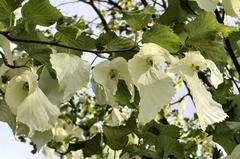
[0,51,28,69]
[108,0,122,10]
[170,93,190,105]
[225,66,240,93]
[141,0,148,7]
[214,9,240,77]
[89,0,110,32]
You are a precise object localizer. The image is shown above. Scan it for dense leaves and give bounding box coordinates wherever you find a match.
[0,0,240,159]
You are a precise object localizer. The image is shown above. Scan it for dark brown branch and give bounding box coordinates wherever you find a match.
[184,81,195,105]
[180,0,197,15]
[225,66,240,93]
[88,0,110,32]
[108,0,122,10]
[141,0,148,7]
[170,93,190,105]
[161,0,167,9]
[0,51,27,69]
[214,9,240,77]
[0,31,137,55]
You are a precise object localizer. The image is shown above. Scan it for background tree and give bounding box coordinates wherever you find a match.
[0,0,240,158]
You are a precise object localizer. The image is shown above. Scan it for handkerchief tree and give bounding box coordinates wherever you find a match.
[0,0,240,158]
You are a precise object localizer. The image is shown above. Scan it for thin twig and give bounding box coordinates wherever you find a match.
[0,51,28,69]
[0,31,138,55]
[184,81,195,105]
[170,93,190,105]
[141,0,148,7]
[161,0,167,9]
[90,55,98,65]
[108,0,122,10]
[88,0,110,32]
[225,66,240,93]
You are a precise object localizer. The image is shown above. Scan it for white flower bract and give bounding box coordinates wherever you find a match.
[50,53,91,101]
[223,0,240,17]
[128,43,175,123]
[5,70,60,132]
[191,0,219,11]
[93,57,134,107]
[169,51,227,130]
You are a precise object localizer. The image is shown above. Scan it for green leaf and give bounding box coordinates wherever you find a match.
[103,125,131,150]
[11,21,52,55]
[213,122,238,154]
[0,100,16,133]
[68,133,102,157]
[185,12,236,63]
[50,53,91,102]
[228,31,240,57]
[123,145,159,159]
[96,32,137,60]
[227,95,240,121]
[31,130,53,151]
[22,0,62,26]
[186,12,235,37]
[143,121,180,139]
[142,121,184,158]
[123,6,155,30]
[157,0,188,25]
[0,0,23,27]
[55,26,96,51]
[142,24,182,53]
[96,31,117,50]
[106,36,134,50]
[114,80,140,109]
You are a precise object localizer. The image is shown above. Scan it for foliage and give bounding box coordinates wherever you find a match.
[0,0,240,159]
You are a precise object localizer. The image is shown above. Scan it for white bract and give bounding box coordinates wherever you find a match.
[128,43,175,123]
[5,70,60,132]
[93,57,134,107]
[223,0,240,17]
[169,51,227,130]
[39,67,64,105]
[191,0,219,11]
[50,53,91,102]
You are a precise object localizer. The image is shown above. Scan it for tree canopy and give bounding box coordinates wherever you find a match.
[0,0,240,158]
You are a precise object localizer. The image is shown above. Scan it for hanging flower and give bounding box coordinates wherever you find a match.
[128,43,175,123]
[169,51,227,130]
[5,70,60,132]
[93,57,134,107]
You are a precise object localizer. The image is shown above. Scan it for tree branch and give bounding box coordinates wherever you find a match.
[214,9,240,77]
[0,31,137,55]
[108,0,122,10]
[141,0,148,7]
[0,51,28,69]
[225,66,240,93]
[88,0,110,32]
[170,93,190,105]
